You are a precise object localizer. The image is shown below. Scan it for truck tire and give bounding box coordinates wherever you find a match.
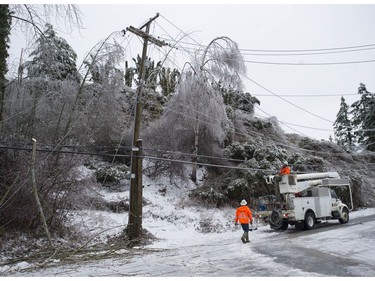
[280,221,289,230]
[304,211,316,230]
[339,208,349,224]
[269,209,284,230]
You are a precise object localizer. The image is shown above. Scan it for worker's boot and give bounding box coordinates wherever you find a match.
[245,232,250,243]
[241,233,246,244]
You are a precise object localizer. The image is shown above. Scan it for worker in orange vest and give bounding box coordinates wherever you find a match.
[279,161,291,175]
[235,199,253,244]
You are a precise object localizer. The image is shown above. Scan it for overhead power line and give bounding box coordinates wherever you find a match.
[1,144,375,173]
[238,46,375,56]
[162,38,375,53]
[253,114,333,132]
[161,37,375,60]
[255,93,358,98]
[238,71,334,124]
[243,58,375,66]
[157,13,335,134]
[238,43,375,53]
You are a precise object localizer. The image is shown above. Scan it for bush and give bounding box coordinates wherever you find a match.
[0,149,91,237]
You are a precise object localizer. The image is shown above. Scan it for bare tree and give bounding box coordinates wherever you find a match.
[198,36,246,91]
[143,37,246,182]
[9,4,82,40]
[179,37,246,182]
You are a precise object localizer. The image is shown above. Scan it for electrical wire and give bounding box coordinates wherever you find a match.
[243,58,375,66]
[2,15,372,170]
[1,144,374,175]
[254,93,358,98]
[160,38,375,54]
[158,14,375,150]
[154,18,310,137]
[161,37,375,64]
[238,43,375,53]
[154,17,373,150]
[158,14,336,128]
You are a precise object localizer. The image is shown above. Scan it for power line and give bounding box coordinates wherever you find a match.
[161,39,375,53]
[238,46,375,57]
[157,100,343,157]
[1,144,374,174]
[155,19,312,135]
[243,58,375,66]
[238,43,375,53]
[239,72,334,124]
[157,14,335,135]
[255,93,358,98]
[154,53,311,137]
[157,15,341,126]
[161,37,375,64]
[253,114,333,132]
[155,15,360,148]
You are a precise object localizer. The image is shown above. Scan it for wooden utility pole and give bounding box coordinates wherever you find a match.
[126,13,167,239]
[31,138,53,247]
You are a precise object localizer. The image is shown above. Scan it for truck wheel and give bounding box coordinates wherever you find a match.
[304,211,315,230]
[280,221,289,230]
[339,208,349,224]
[269,209,283,230]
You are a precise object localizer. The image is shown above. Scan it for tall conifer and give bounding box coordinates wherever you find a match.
[334,96,353,149]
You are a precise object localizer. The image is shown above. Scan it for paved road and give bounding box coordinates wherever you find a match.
[252,214,375,276]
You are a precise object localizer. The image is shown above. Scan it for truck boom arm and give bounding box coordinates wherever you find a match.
[266,171,346,194]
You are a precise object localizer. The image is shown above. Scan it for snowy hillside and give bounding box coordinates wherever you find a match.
[68,165,236,245]
[2,165,375,277]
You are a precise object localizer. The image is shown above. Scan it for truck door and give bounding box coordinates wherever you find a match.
[330,189,340,217]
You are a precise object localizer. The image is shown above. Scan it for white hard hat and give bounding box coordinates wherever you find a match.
[240,199,247,206]
[283,161,288,165]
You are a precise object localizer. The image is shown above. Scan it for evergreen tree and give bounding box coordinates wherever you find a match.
[125,55,180,96]
[131,55,159,90]
[351,83,374,148]
[24,23,80,82]
[159,66,180,97]
[362,92,375,151]
[334,96,353,149]
[219,82,260,115]
[0,4,12,129]
[124,60,135,87]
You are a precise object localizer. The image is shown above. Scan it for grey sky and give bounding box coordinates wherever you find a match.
[7,3,375,140]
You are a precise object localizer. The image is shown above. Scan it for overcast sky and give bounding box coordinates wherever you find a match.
[7,2,375,141]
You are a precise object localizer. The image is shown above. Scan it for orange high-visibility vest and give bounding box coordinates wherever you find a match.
[235,206,252,224]
[279,166,291,175]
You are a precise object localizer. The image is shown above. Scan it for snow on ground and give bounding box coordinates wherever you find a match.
[1,167,375,277]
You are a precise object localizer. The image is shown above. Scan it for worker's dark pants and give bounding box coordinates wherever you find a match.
[241,223,249,233]
[240,223,250,243]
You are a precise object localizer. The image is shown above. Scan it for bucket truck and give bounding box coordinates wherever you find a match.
[264,172,353,230]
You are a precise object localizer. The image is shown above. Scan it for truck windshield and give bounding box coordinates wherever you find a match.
[330,189,338,199]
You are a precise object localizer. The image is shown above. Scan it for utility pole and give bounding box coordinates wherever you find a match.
[126,13,167,240]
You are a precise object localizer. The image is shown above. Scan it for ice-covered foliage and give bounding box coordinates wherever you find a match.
[23,23,80,82]
[193,112,375,209]
[88,160,130,187]
[143,72,228,180]
[221,88,260,115]
[140,77,375,209]
[334,96,354,149]
[199,36,246,91]
[83,40,124,86]
[348,83,375,151]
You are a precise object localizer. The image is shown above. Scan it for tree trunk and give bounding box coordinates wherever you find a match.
[191,115,199,183]
[31,138,53,248]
